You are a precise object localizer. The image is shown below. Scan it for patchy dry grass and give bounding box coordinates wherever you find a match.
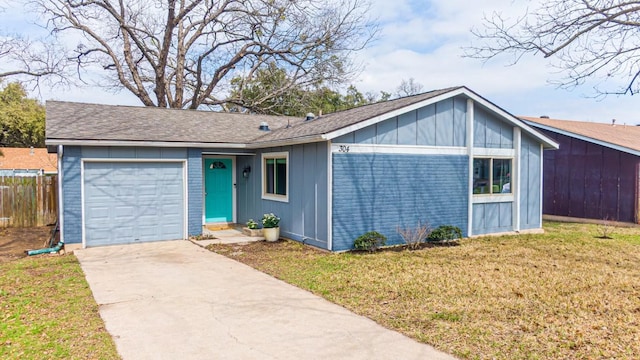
[0,255,120,359]
[208,222,640,359]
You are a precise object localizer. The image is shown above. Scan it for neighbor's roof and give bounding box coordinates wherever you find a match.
[0,147,57,172]
[521,116,640,156]
[46,86,557,149]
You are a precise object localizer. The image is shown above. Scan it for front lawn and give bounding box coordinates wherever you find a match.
[0,255,120,359]
[207,222,640,359]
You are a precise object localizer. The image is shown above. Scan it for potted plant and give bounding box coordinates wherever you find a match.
[261,213,280,242]
[242,219,263,237]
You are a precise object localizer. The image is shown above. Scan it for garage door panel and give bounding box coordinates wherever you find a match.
[113,226,135,241]
[84,162,185,247]
[138,184,157,195]
[161,223,182,236]
[137,225,159,240]
[114,206,135,219]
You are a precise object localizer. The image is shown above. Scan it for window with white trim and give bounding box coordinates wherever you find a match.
[262,152,288,202]
[473,158,512,194]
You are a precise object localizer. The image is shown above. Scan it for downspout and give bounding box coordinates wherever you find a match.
[466,98,474,237]
[57,145,64,245]
[27,145,64,256]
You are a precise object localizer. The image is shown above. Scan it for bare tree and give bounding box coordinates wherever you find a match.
[0,1,71,88]
[467,0,640,96]
[395,77,424,97]
[23,0,376,109]
[0,36,71,89]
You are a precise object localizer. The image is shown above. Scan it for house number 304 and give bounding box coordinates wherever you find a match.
[338,145,350,153]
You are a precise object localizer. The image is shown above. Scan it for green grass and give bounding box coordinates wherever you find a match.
[208,222,640,359]
[0,255,120,359]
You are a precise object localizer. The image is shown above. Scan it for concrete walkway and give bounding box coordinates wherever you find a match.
[195,226,265,246]
[75,240,456,360]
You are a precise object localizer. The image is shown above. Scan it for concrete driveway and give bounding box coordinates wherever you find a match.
[75,240,456,360]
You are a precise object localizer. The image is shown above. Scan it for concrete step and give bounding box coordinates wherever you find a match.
[204,222,235,231]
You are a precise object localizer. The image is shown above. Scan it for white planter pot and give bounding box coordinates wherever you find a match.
[263,227,280,242]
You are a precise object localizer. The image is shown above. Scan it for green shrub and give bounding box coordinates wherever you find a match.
[353,231,387,252]
[427,225,462,242]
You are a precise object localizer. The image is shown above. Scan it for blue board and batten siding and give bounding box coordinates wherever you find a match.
[474,107,514,149]
[334,96,467,146]
[472,203,513,235]
[61,146,202,244]
[236,142,329,249]
[520,135,542,229]
[331,154,469,251]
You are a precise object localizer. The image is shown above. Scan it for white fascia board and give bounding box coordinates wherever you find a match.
[331,143,468,156]
[472,194,515,203]
[45,139,248,148]
[523,121,640,157]
[473,148,516,157]
[324,88,468,140]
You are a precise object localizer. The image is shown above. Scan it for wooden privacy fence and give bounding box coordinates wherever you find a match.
[0,175,57,227]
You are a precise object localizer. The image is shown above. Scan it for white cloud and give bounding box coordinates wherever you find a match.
[352,0,639,123]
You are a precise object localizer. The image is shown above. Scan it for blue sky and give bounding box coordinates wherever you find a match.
[1,0,637,124]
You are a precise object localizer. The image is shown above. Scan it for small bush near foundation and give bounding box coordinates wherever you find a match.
[397,221,432,250]
[427,225,462,242]
[353,231,387,252]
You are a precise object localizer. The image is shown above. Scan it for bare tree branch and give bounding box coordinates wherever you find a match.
[0,34,71,89]
[466,0,640,96]
[396,78,424,97]
[20,0,378,109]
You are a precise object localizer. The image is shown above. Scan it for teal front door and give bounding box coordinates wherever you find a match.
[204,158,233,222]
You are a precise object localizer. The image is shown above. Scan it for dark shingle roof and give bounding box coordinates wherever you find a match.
[46,87,464,147]
[521,116,640,155]
[249,87,463,143]
[46,101,302,145]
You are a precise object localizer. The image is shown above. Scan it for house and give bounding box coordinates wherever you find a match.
[46,86,558,250]
[522,116,640,224]
[0,147,58,176]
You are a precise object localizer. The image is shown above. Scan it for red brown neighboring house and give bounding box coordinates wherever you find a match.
[0,147,58,176]
[522,116,640,224]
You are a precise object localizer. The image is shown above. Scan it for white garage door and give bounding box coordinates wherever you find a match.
[83,162,185,247]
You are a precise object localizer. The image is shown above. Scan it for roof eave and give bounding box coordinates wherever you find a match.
[246,135,326,149]
[45,139,249,149]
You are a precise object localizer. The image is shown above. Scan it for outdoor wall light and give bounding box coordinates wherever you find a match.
[242,166,251,178]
